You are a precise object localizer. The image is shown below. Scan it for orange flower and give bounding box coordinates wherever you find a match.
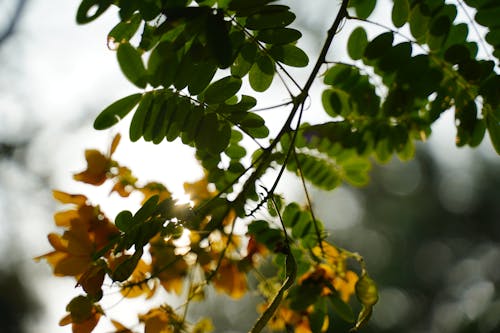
[333,270,359,303]
[139,182,172,203]
[110,166,138,197]
[212,258,247,299]
[183,176,215,204]
[36,191,119,277]
[35,224,93,277]
[73,134,121,186]
[73,149,110,185]
[149,236,188,295]
[139,306,183,333]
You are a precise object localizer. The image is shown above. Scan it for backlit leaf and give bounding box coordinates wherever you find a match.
[249,54,274,92]
[347,27,368,60]
[268,44,309,67]
[94,93,142,130]
[117,42,148,88]
[204,76,242,104]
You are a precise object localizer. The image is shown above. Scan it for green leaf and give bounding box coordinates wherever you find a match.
[349,0,376,19]
[347,27,368,60]
[147,42,179,88]
[108,13,141,44]
[329,294,355,323]
[444,44,471,64]
[76,0,111,24]
[475,6,500,28]
[134,195,159,223]
[115,210,134,232]
[204,76,242,104]
[206,11,233,68]
[268,44,309,67]
[486,112,500,154]
[188,60,218,95]
[94,93,142,130]
[392,0,409,27]
[111,249,143,282]
[255,28,302,44]
[66,295,93,323]
[364,32,394,60]
[409,4,430,39]
[231,42,257,78]
[249,54,275,92]
[129,92,154,141]
[246,9,295,30]
[117,42,148,88]
[181,106,204,144]
[143,96,165,142]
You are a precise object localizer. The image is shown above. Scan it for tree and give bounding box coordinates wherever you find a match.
[36,0,500,332]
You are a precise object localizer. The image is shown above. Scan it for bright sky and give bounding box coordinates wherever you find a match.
[0,0,498,332]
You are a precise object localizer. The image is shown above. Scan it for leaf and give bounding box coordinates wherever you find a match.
[364,32,394,60]
[134,195,159,223]
[329,293,355,323]
[115,210,134,232]
[231,42,257,78]
[76,0,111,24]
[268,44,309,67]
[347,27,368,60]
[195,113,231,154]
[249,54,274,92]
[392,0,409,28]
[203,76,242,104]
[349,0,376,19]
[206,11,233,68]
[255,27,302,45]
[147,42,179,88]
[129,91,154,141]
[94,93,142,130]
[486,112,500,154]
[188,60,218,95]
[66,295,93,323]
[111,249,143,282]
[409,4,430,39]
[108,13,141,44]
[246,9,295,30]
[117,42,148,88]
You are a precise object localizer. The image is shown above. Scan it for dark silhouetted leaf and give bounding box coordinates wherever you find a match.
[392,0,409,27]
[77,0,111,24]
[255,28,302,44]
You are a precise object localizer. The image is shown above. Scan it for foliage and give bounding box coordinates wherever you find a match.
[37,0,499,332]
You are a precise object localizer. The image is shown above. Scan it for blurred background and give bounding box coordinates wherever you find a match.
[1,0,499,332]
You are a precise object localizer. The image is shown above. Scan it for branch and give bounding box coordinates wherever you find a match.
[234,0,350,210]
[0,0,28,46]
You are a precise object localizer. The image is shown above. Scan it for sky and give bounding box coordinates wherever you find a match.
[0,0,499,332]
